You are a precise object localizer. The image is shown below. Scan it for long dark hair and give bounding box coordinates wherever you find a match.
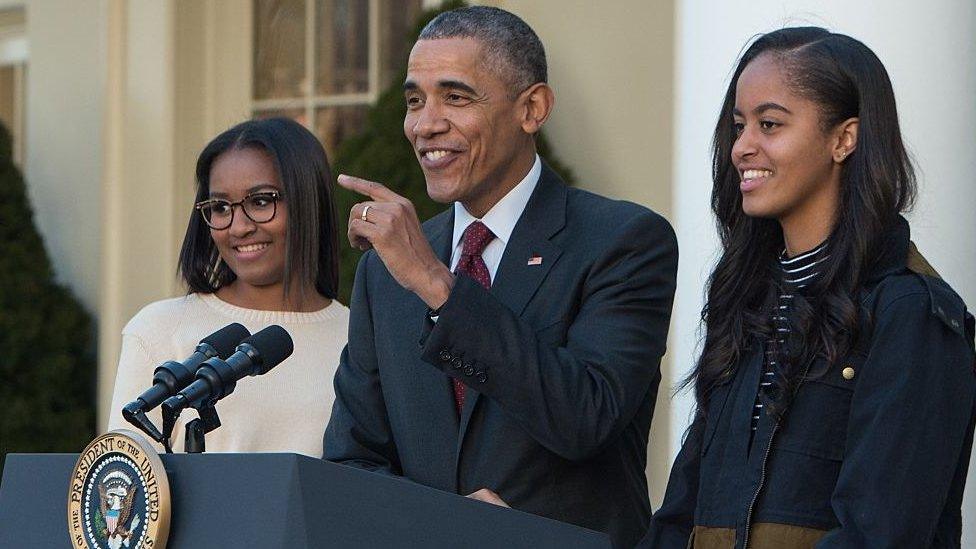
[178,117,340,302]
[686,27,916,419]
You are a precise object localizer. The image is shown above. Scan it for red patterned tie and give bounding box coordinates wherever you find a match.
[452,221,495,413]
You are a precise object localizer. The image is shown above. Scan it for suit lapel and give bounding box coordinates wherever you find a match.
[491,164,567,318]
[428,207,456,273]
[456,164,568,457]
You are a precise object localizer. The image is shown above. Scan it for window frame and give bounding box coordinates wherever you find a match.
[0,7,27,167]
[250,0,382,124]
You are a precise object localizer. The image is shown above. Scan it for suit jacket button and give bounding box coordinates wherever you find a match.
[439,349,452,362]
[475,371,488,384]
[463,365,475,376]
[452,357,464,370]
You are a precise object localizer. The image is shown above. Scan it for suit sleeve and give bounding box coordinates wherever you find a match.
[639,416,704,548]
[420,210,678,460]
[816,292,976,547]
[323,252,402,475]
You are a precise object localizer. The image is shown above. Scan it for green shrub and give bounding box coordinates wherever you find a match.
[0,122,96,474]
[331,0,575,303]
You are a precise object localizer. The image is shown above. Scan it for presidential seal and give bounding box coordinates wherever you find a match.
[68,430,170,549]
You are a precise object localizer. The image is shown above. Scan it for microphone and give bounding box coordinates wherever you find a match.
[160,325,294,441]
[122,323,250,441]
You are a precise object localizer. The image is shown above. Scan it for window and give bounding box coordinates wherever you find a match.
[251,0,422,156]
[0,8,27,167]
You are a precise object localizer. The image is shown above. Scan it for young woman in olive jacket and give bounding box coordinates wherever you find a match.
[641,27,976,548]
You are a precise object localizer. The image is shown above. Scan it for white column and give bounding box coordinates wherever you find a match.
[99,0,179,429]
[25,0,108,314]
[671,0,976,543]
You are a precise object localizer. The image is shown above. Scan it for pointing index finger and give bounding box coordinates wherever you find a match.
[337,174,400,202]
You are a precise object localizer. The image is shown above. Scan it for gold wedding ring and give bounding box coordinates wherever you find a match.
[361,204,371,222]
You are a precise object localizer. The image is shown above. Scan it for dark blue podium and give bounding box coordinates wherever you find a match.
[0,453,612,548]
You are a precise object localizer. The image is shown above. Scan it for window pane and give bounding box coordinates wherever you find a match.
[379,0,422,88]
[253,0,307,100]
[254,108,308,129]
[0,66,16,135]
[314,106,368,157]
[315,0,369,95]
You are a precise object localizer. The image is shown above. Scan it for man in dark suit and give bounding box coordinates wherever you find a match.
[324,6,677,547]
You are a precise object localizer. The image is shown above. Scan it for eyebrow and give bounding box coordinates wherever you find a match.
[403,79,479,96]
[733,102,792,117]
[209,184,278,198]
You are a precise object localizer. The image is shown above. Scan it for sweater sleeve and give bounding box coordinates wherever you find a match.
[105,332,159,433]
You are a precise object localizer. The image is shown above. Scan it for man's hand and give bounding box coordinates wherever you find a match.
[338,174,454,309]
[466,488,510,508]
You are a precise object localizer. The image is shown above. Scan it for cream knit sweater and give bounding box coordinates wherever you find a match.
[106,293,348,457]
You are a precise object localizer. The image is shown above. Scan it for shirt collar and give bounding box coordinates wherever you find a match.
[452,154,541,250]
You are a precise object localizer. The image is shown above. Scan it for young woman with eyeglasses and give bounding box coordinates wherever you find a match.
[641,28,975,547]
[107,117,348,456]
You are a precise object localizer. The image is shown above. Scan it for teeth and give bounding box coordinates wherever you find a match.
[236,243,269,253]
[743,169,773,180]
[424,150,450,160]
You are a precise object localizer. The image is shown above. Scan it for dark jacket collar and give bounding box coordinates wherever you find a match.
[864,214,912,284]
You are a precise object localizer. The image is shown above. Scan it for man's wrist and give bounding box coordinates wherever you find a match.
[417,266,454,310]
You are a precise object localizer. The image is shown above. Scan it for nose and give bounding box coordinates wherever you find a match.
[409,102,450,139]
[227,204,256,237]
[731,124,757,164]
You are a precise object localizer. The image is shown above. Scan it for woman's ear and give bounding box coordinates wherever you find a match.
[833,117,859,163]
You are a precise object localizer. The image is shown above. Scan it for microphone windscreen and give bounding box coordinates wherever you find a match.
[200,323,251,358]
[245,325,294,369]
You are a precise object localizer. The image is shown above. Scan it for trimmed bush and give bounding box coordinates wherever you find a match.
[0,122,96,474]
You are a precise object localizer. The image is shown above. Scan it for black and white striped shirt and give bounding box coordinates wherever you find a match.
[751,242,829,432]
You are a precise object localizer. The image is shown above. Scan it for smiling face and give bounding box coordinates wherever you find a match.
[207,147,288,291]
[403,37,537,217]
[731,53,843,228]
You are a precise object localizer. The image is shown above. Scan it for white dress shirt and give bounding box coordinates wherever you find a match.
[449,155,542,280]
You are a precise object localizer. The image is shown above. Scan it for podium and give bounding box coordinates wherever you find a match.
[0,453,613,548]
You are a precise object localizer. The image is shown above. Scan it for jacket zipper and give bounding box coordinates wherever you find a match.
[742,353,815,548]
[742,421,779,548]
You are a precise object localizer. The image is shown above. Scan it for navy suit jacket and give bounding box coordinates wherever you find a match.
[324,165,678,547]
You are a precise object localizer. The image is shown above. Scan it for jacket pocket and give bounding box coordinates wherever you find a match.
[761,356,862,524]
[776,354,862,461]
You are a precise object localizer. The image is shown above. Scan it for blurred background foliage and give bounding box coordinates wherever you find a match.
[0,120,96,475]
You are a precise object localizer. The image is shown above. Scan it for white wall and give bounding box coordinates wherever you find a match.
[670,0,976,543]
[492,0,674,215]
[24,0,107,314]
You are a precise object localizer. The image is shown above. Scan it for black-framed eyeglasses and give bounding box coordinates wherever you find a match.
[194,190,282,230]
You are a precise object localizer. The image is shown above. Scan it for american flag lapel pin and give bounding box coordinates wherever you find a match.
[527,255,543,266]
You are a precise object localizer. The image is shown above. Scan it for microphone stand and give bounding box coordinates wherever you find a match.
[184,404,222,454]
[122,402,167,449]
